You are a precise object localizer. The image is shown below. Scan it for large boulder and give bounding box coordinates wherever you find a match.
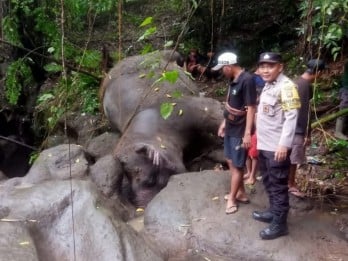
[143,170,348,260]
[0,179,162,261]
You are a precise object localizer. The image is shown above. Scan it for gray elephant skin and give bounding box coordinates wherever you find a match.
[102,50,223,207]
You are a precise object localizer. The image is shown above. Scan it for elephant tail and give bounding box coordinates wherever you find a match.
[98,76,109,114]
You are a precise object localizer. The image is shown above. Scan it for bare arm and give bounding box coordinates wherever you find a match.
[243,105,256,149]
[218,119,226,138]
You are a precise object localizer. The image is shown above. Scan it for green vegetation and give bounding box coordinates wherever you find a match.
[297,0,348,61]
[1,0,348,137]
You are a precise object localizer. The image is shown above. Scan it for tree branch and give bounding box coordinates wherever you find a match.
[0,39,101,80]
[311,108,348,128]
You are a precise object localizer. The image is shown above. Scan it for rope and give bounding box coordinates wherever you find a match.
[0,135,37,151]
[118,0,122,62]
[60,1,76,260]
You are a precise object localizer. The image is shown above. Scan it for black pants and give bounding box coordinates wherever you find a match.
[258,150,290,217]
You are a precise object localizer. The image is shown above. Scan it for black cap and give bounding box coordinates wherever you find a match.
[306,59,327,73]
[258,52,282,64]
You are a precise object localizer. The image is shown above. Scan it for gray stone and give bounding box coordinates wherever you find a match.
[86,132,120,159]
[144,170,348,261]
[0,179,162,261]
[90,154,122,197]
[23,144,89,184]
[0,222,39,261]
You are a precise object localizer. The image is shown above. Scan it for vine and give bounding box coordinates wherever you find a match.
[297,0,348,60]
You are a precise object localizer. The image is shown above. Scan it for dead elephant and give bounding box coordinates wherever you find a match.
[102,50,223,206]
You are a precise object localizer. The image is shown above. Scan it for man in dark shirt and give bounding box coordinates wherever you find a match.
[335,61,348,140]
[288,59,326,197]
[212,52,257,214]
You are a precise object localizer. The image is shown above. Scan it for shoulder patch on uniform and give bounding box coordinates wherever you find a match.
[281,82,301,111]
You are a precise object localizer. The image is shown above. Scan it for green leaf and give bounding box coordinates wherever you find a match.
[139,17,153,27]
[141,43,153,55]
[137,26,157,41]
[37,93,55,103]
[44,62,63,73]
[171,90,183,98]
[75,50,101,69]
[162,70,179,84]
[164,40,174,47]
[160,102,174,120]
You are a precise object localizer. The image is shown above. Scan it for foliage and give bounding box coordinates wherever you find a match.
[28,151,40,165]
[2,0,116,139]
[160,102,174,120]
[297,0,348,60]
[214,86,226,97]
[327,138,348,180]
[137,17,185,120]
[283,54,306,78]
[137,16,157,54]
[35,73,99,134]
[5,59,35,105]
[2,0,348,142]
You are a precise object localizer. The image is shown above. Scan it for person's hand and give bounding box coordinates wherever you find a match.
[242,134,251,149]
[274,145,288,162]
[218,121,225,138]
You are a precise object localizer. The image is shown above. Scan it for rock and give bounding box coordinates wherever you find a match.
[0,170,7,181]
[0,222,39,261]
[144,170,348,260]
[86,132,120,159]
[89,154,122,197]
[0,179,162,261]
[23,144,89,184]
[53,112,109,148]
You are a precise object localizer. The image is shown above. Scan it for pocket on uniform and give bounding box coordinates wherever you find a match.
[261,95,277,117]
[269,158,290,179]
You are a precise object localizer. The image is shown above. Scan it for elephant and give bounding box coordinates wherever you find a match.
[102,50,223,206]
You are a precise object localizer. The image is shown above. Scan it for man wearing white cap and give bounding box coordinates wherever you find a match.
[213,52,257,214]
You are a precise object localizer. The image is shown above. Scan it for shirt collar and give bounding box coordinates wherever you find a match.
[266,73,284,86]
[231,69,245,83]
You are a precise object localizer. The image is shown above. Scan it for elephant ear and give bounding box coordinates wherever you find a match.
[134,143,179,171]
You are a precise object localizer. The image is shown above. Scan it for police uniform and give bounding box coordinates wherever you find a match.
[256,72,300,234]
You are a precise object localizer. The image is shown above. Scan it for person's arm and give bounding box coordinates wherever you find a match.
[275,82,300,161]
[275,108,298,161]
[242,74,257,149]
[218,119,226,138]
[242,105,256,149]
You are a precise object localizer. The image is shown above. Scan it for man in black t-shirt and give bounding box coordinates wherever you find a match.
[212,52,257,214]
[288,59,326,198]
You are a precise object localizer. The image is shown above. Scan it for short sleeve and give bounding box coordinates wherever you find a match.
[280,81,301,111]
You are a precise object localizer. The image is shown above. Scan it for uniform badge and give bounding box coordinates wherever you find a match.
[281,82,301,110]
[232,89,237,95]
[263,54,270,59]
[263,105,269,113]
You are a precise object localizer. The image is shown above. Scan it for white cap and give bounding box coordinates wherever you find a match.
[212,52,238,71]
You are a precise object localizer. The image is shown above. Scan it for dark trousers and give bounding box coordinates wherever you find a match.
[258,150,290,217]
